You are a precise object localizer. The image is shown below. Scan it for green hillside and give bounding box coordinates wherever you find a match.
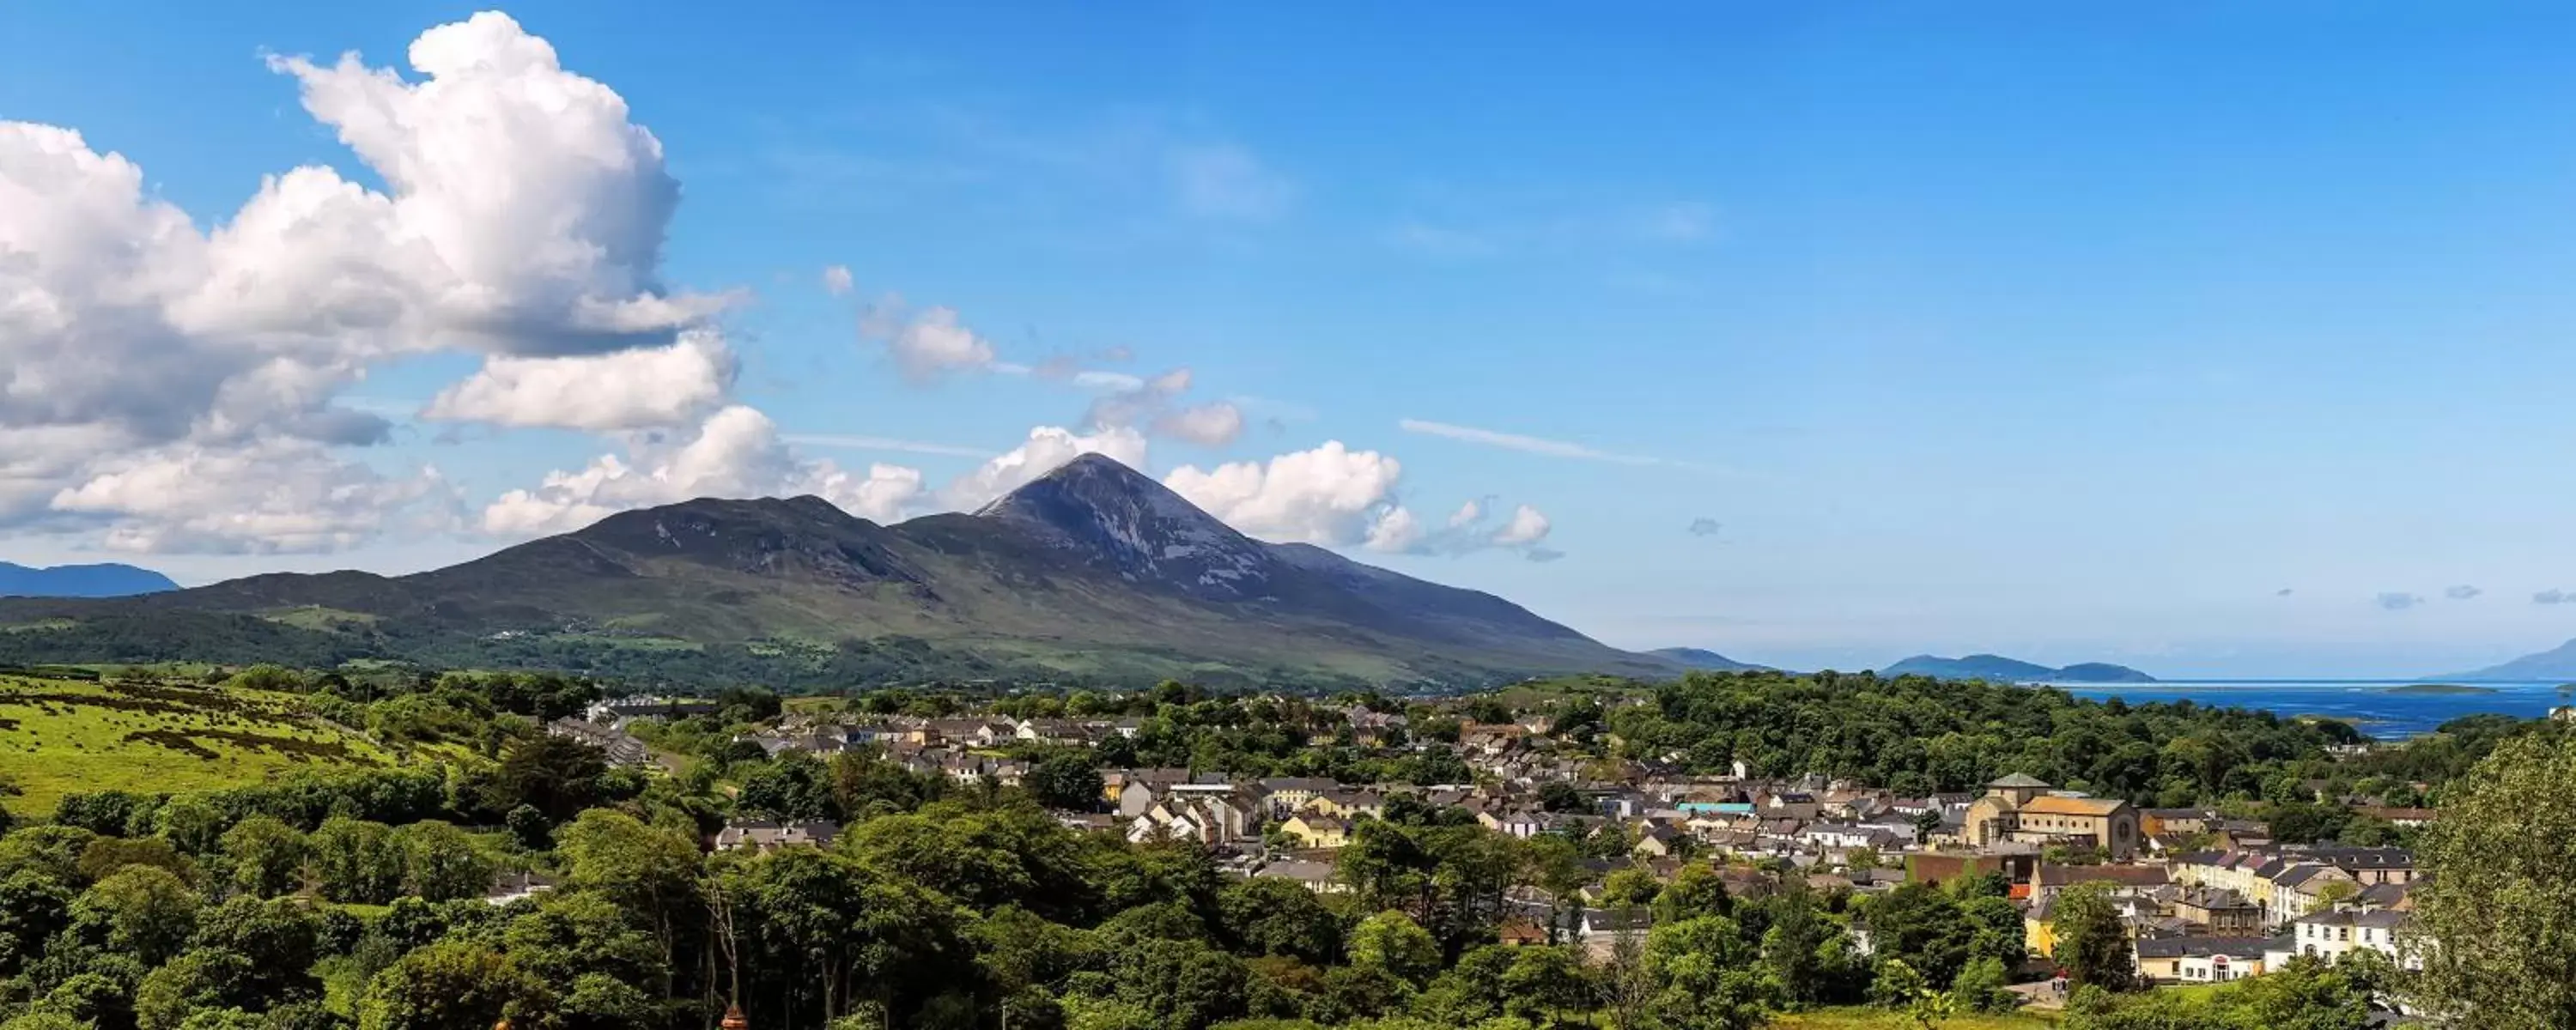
[0,457,1677,690]
[0,674,392,815]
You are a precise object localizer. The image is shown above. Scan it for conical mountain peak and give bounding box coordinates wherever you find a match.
[976,453,1274,596]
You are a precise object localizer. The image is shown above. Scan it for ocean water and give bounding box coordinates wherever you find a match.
[2051,680,2572,739]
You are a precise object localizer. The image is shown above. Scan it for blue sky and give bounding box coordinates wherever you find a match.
[8,3,2576,676]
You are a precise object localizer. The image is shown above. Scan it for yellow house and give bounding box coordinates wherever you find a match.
[2025,909,2058,958]
[1282,814,1352,849]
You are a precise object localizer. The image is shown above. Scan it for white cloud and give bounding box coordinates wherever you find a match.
[1170,143,1295,221]
[821,264,854,296]
[51,439,453,554]
[1163,441,1407,548]
[945,425,1149,510]
[0,11,727,554]
[423,330,735,432]
[482,405,927,536]
[1398,417,1676,467]
[781,434,992,459]
[1163,440,1556,560]
[1492,504,1550,546]
[1153,403,1244,446]
[866,300,998,381]
[1082,366,1242,446]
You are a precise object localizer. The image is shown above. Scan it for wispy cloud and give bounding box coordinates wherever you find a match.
[2445,585,2483,601]
[1687,518,1723,537]
[1384,198,1717,259]
[2374,591,2425,611]
[2536,589,2571,605]
[1398,418,1684,468]
[782,433,992,458]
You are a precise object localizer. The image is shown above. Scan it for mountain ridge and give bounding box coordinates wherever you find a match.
[2446,638,2576,682]
[0,561,179,598]
[1649,647,1769,672]
[0,455,1671,689]
[1881,653,2156,683]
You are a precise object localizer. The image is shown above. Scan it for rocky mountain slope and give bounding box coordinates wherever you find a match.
[0,456,1669,688]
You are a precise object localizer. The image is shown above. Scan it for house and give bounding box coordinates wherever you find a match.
[2032,863,2171,905]
[2141,808,2221,838]
[2353,806,2437,828]
[483,870,556,906]
[2268,863,2362,926]
[1962,775,2142,860]
[1304,789,1385,821]
[2134,937,2270,984]
[1281,814,1352,850]
[1633,823,1684,857]
[1252,859,1346,894]
[2170,887,2264,936]
[1572,908,1655,960]
[1256,778,1340,818]
[2276,908,2419,971]
[715,819,842,852]
[585,695,720,727]
[547,717,653,768]
[1478,808,1546,840]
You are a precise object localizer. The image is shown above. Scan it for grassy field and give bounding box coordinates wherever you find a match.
[0,674,393,815]
[1771,1008,2062,1029]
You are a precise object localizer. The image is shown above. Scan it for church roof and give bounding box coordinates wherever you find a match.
[1988,772,2050,789]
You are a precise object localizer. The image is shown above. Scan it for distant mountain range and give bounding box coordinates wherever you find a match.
[0,455,1673,689]
[2447,639,2576,682]
[1880,653,2156,683]
[1647,647,1770,672]
[0,562,178,598]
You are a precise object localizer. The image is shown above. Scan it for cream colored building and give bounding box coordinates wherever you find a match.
[1962,773,2139,860]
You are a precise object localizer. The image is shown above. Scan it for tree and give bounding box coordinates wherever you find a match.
[356,941,553,1030]
[2050,883,2135,992]
[1949,955,2014,1015]
[1598,868,1662,909]
[737,752,835,821]
[1654,863,1731,923]
[219,815,308,899]
[506,805,553,851]
[309,818,403,904]
[1217,878,1343,965]
[2413,732,2576,1025]
[136,948,257,1030]
[392,821,495,902]
[488,734,608,821]
[1026,754,1105,812]
[77,836,197,886]
[1647,916,1776,1030]
[1347,912,1440,988]
[72,864,197,966]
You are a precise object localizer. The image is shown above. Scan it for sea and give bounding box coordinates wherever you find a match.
[2047,680,2573,739]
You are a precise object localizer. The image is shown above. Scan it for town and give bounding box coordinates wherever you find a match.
[556,682,2438,1007]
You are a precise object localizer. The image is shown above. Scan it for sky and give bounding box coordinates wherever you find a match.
[8,3,2576,677]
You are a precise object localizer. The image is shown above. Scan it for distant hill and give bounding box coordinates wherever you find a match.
[2448,639,2576,682]
[1649,647,1768,672]
[0,562,178,598]
[1882,653,2155,683]
[0,455,1672,690]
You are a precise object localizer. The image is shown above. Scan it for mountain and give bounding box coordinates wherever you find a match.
[2448,639,2576,682]
[1881,653,2155,683]
[1649,647,1768,672]
[0,561,178,598]
[0,455,1672,689]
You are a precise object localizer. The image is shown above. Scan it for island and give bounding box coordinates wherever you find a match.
[2380,683,2499,696]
